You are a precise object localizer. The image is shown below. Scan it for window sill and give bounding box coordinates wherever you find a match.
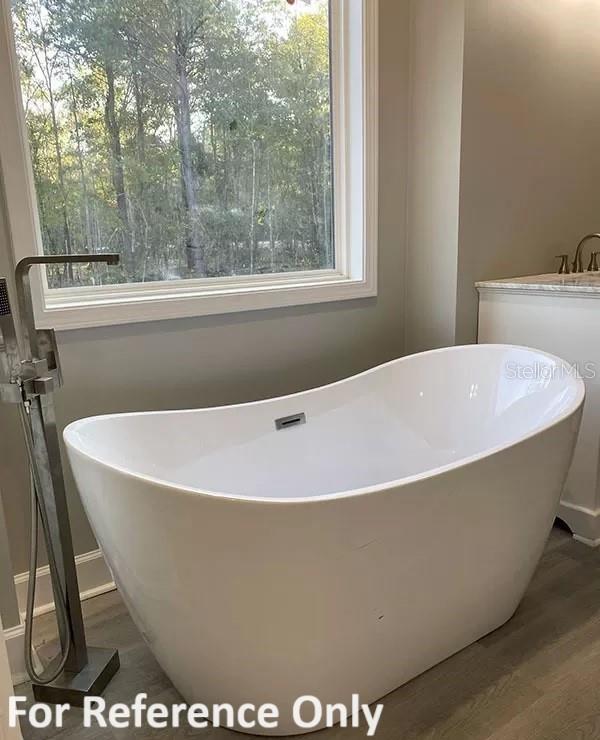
[40,270,377,330]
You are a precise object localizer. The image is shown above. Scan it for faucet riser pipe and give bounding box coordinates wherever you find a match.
[26,395,88,672]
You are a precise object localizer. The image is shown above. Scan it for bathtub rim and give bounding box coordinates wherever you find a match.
[63,343,585,505]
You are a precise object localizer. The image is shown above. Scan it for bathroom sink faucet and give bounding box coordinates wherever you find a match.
[571,233,600,273]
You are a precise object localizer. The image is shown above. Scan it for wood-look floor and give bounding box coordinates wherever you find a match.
[15,525,600,740]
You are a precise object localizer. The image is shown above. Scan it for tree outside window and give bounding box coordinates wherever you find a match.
[11,0,334,288]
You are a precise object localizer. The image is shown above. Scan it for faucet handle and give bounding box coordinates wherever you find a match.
[588,252,600,272]
[36,328,63,388]
[556,255,570,275]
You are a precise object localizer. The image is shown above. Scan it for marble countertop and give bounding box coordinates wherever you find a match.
[476,272,600,294]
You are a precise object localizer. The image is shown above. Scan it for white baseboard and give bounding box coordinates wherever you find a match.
[3,624,29,688]
[13,549,115,619]
[558,500,600,547]
[4,549,115,685]
[2,623,44,689]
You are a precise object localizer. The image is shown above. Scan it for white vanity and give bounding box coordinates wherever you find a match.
[477,272,600,545]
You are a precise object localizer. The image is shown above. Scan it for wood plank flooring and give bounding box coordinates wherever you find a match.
[14,525,600,740]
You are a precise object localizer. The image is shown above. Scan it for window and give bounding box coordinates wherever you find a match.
[0,0,377,328]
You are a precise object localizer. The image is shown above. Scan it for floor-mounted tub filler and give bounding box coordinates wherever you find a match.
[64,344,584,735]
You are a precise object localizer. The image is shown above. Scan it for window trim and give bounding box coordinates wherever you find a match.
[0,0,378,330]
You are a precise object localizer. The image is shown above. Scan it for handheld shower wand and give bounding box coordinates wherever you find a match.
[0,254,120,705]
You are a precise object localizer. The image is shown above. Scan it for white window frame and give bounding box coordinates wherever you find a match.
[0,0,378,330]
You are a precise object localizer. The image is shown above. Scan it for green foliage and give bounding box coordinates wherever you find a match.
[12,0,334,287]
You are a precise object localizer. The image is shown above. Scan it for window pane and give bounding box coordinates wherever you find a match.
[11,0,334,288]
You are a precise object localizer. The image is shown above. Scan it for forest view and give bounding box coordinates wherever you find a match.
[11,0,334,288]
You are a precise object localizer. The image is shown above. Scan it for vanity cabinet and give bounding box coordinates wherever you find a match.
[477,273,600,545]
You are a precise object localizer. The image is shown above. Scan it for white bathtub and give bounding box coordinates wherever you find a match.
[64,345,584,735]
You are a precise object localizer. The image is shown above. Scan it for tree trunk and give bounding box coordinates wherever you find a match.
[104,62,134,272]
[267,152,275,272]
[322,136,332,267]
[249,139,257,275]
[173,17,205,278]
[40,31,73,281]
[133,66,151,275]
[67,62,91,253]
[223,134,230,211]
[133,69,146,164]
[309,141,320,255]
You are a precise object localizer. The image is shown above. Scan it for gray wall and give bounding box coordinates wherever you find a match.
[0,0,411,588]
[0,168,21,629]
[406,0,600,351]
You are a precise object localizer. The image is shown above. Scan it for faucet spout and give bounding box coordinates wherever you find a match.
[571,233,600,273]
[15,254,119,361]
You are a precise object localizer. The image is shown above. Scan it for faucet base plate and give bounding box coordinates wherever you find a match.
[32,647,120,707]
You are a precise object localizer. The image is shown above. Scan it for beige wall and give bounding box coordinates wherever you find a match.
[407,0,600,349]
[406,0,465,354]
[0,0,411,593]
[457,0,600,343]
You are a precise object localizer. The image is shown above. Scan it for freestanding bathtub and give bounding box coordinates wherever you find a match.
[64,344,584,735]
